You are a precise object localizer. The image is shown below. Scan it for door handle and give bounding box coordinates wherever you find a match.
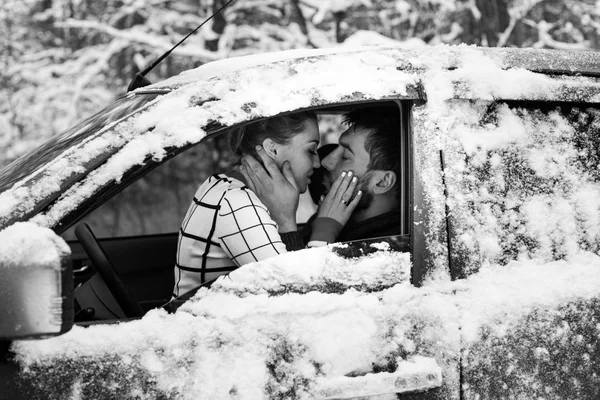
[316,356,442,399]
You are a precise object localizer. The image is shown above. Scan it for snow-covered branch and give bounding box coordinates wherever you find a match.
[57,19,222,62]
[525,19,590,50]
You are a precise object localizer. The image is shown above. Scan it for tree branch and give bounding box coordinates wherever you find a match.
[289,0,318,48]
[57,19,222,63]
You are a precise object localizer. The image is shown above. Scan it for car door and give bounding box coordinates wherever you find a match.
[61,99,418,317]
[416,87,600,397]
[1,48,463,399]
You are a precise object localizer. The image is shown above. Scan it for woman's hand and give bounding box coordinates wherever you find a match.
[239,145,299,232]
[308,170,362,245]
[316,170,362,226]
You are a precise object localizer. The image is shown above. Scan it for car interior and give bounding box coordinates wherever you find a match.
[60,100,413,323]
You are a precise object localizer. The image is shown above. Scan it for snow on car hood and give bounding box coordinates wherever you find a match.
[11,245,600,399]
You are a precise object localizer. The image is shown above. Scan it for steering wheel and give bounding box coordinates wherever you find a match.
[74,223,144,318]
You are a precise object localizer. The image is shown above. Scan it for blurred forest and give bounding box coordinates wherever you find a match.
[2,0,600,238]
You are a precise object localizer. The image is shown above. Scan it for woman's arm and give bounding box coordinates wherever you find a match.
[308,170,361,245]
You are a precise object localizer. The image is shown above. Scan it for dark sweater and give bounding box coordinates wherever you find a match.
[302,209,402,244]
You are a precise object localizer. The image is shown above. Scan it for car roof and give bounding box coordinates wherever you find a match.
[3,44,600,231]
[140,44,600,92]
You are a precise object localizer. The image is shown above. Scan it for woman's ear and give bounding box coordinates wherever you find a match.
[372,170,397,195]
[262,138,278,160]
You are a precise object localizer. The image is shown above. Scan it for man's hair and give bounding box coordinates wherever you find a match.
[342,106,401,198]
[228,111,317,158]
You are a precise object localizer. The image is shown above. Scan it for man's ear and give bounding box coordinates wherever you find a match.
[372,170,397,195]
[262,138,278,160]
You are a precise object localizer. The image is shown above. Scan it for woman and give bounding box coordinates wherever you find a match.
[174,112,329,298]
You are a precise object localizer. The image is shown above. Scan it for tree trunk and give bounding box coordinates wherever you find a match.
[205,0,227,52]
[476,0,510,46]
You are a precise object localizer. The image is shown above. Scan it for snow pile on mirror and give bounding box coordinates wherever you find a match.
[0,221,70,270]
[0,222,71,338]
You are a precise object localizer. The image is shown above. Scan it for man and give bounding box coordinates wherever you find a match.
[242,105,401,245]
[305,106,401,244]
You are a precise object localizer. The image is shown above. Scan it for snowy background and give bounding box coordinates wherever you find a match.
[3,0,600,238]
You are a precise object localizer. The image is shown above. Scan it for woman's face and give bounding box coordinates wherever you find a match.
[273,118,321,193]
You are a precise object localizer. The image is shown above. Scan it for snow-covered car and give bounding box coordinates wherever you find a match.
[1,44,600,399]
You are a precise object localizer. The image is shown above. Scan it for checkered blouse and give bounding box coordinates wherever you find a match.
[173,174,287,297]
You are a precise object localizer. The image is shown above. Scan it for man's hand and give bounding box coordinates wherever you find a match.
[239,145,299,232]
[316,170,362,225]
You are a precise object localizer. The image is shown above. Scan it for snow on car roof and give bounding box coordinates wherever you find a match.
[145,44,600,91]
[144,45,384,90]
[2,44,600,231]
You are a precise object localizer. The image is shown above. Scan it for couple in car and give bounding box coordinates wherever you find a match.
[173,106,401,298]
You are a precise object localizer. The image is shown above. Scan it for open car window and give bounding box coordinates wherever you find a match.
[442,100,600,278]
[60,135,235,240]
[61,100,412,242]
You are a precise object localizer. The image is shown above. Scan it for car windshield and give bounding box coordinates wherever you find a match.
[0,92,165,193]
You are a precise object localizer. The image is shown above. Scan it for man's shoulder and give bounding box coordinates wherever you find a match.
[339,209,401,242]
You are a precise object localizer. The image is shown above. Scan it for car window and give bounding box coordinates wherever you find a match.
[318,101,412,237]
[61,135,235,240]
[444,101,600,276]
[61,101,411,241]
[0,92,165,194]
[59,124,321,241]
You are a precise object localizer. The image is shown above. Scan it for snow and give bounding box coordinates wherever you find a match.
[146,45,395,90]
[316,356,442,398]
[340,30,427,48]
[0,222,71,337]
[197,244,410,296]
[0,221,70,271]
[5,46,420,228]
[4,45,600,232]
[13,244,421,399]
[11,245,600,398]
[433,100,600,271]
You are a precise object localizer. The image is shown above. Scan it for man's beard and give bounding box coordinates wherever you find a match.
[353,171,374,213]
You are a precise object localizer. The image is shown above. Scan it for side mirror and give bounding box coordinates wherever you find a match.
[0,223,73,340]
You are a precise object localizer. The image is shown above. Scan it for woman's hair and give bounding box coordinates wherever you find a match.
[228,111,317,159]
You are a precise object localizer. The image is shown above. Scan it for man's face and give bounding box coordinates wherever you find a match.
[321,126,374,208]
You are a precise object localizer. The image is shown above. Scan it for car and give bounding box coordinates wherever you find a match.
[1,44,600,399]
